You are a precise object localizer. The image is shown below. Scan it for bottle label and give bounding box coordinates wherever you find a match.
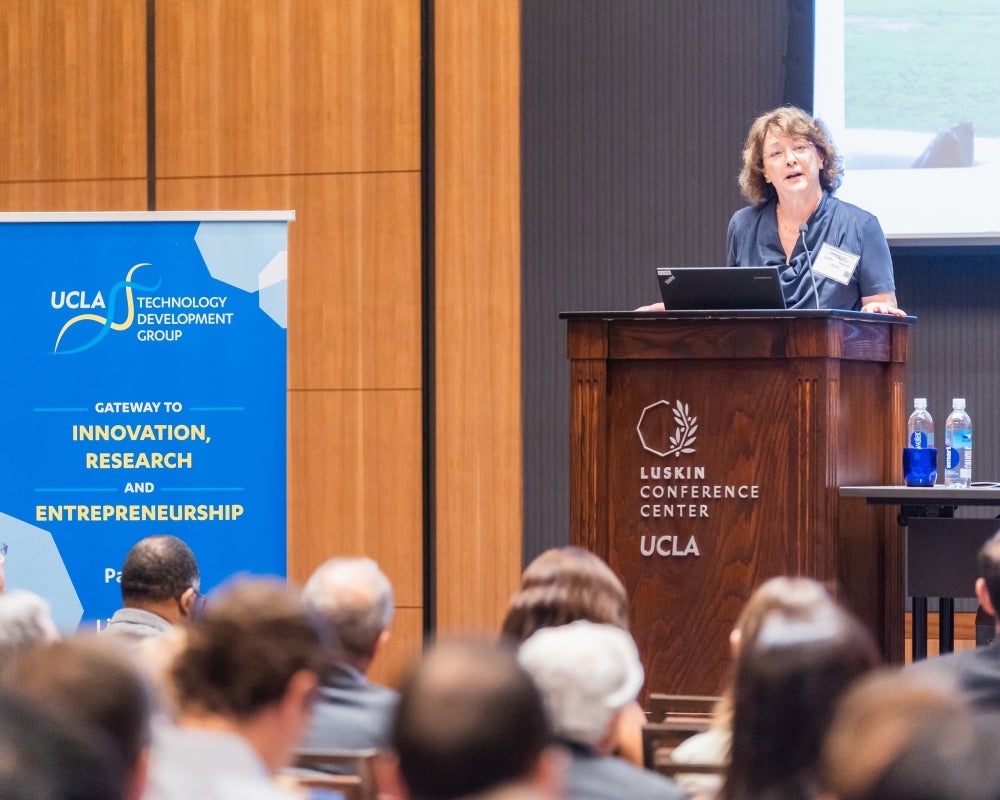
[909,431,933,448]
[951,428,972,449]
[947,447,961,469]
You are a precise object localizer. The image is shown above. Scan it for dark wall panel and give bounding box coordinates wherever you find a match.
[521,0,792,560]
[894,248,1000,497]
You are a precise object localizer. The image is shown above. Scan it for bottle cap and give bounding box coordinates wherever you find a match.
[914,398,927,409]
[953,398,966,409]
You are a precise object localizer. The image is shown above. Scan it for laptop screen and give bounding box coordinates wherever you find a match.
[656,266,787,311]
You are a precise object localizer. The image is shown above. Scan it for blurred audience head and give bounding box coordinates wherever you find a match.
[0,687,127,800]
[518,619,643,753]
[170,577,325,772]
[501,546,628,643]
[723,602,880,800]
[0,588,59,667]
[390,636,562,800]
[710,576,836,729]
[2,635,154,800]
[820,667,983,800]
[302,556,394,672]
[975,528,1000,627]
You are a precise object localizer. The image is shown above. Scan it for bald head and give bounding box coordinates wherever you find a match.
[302,557,393,669]
[391,638,552,800]
[120,535,199,605]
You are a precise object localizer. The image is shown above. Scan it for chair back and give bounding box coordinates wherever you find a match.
[284,747,379,800]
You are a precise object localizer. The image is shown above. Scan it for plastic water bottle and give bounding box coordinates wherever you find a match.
[944,398,972,487]
[903,398,936,486]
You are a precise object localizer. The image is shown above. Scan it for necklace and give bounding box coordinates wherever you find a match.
[776,204,803,238]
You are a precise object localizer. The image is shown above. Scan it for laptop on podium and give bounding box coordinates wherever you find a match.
[656,266,786,311]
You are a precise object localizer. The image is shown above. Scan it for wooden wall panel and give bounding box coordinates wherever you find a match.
[0,0,146,183]
[434,0,522,633]
[0,181,147,212]
[155,0,420,177]
[157,173,421,390]
[285,390,422,605]
[285,173,421,391]
[158,175,424,589]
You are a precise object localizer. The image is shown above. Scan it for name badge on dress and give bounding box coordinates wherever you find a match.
[812,243,859,285]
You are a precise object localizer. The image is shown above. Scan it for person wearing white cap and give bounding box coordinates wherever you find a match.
[518,620,684,800]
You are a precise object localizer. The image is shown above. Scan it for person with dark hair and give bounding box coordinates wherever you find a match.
[387,637,566,800]
[2,635,154,800]
[906,526,1000,713]
[300,556,399,752]
[722,603,880,800]
[500,546,629,643]
[518,621,683,800]
[729,105,905,315]
[145,577,326,800]
[105,535,202,640]
[0,687,127,800]
[670,576,835,797]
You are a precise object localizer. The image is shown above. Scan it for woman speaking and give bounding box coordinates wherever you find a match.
[727,105,905,315]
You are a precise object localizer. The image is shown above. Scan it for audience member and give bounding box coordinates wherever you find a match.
[388,637,566,800]
[300,556,399,751]
[501,546,644,766]
[500,546,629,642]
[721,602,880,800]
[518,620,683,800]
[670,576,835,796]
[0,587,60,667]
[2,635,154,800]
[907,526,1000,713]
[144,577,325,800]
[850,716,1000,800]
[105,534,202,640]
[0,687,127,800]
[819,668,979,800]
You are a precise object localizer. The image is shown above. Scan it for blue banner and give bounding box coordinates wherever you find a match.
[0,213,290,632]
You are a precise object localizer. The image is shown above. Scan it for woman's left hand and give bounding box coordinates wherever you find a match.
[860,301,907,316]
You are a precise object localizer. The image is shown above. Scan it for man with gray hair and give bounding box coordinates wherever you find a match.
[300,556,399,751]
[0,588,59,668]
[518,620,683,800]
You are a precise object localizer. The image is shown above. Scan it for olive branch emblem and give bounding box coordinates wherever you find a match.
[665,401,697,457]
[636,399,698,458]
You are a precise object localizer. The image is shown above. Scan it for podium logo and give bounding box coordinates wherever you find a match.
[637,400,698,458]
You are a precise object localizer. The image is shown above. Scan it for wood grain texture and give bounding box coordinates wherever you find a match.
[158,174,420,392]
[0,0,147,183]
[568,315,908,695]
[0,180,147,212]
[155,0,420,177]
[286,389,422,607]
[434,0,522,633]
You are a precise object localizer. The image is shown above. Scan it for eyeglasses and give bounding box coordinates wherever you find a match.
[192,588,207,615]
[764,142,813,163]
[0,542,6,565]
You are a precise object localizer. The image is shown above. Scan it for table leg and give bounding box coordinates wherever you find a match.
[912,596,928,661]
[939,597,955,655]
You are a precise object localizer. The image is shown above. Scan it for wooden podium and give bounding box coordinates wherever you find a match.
[562,310,912,696]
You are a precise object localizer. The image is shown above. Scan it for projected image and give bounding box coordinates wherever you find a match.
[814,0,1000,241]
[843,2,1000,170]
